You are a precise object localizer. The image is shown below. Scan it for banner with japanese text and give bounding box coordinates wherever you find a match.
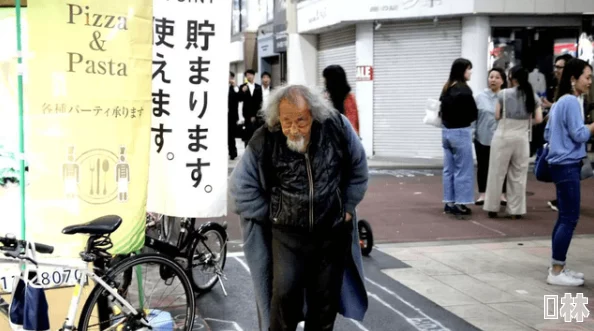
[25,0,153,257]
[147,0,231,218]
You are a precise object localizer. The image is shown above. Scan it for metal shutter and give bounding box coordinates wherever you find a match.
[317,27,356,96]
[373,20,462,158]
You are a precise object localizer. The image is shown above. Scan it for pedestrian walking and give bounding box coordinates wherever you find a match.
[323,65,360,135]
[483,66,543,219]
[440,58,478,216]
[229,84,369,330]
[474,68,508,205]
[545,59,593,286]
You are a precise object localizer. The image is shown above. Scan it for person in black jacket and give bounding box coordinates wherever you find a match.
[228,71,240,160]
[239,69,263,146]
[440,58,478,216]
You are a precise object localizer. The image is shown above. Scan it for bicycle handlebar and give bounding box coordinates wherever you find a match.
[0,235,55,255]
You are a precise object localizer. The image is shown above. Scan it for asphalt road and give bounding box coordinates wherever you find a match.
[193,248,480,331]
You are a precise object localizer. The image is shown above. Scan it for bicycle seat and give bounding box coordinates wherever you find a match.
[62,215,122,236]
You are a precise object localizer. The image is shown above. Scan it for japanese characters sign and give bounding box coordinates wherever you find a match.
[25,0,153,257]
[147,0,231,218]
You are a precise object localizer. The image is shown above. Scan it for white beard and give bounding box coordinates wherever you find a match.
[286,136,306,153]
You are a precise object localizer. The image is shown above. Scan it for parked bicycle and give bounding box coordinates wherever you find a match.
[0,215,196,330]
[144,214,229,295]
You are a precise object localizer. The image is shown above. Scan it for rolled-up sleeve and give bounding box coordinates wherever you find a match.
[341,115,369,214]
[229,146,269,221]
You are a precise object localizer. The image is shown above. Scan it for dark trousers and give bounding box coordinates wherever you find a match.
[551,163,581,265]
[228,118,237,158]
[243,118,263,147]
[269,223,351,331]
[474,141,506,194]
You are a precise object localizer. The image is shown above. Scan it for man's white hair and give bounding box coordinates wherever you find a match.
[260,84,336,132]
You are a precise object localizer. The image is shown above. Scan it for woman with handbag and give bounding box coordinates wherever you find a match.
[440,58,478,216]
[474,68,508,205]
[483,66,543,219]
[544,59,594,286]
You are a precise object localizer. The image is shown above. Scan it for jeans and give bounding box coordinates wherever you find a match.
[442,128,474,204]
[551,163,582,266]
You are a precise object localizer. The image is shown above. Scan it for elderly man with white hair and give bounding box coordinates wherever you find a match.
[229,84,369,331]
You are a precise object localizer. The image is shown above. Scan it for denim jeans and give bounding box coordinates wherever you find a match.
[551,163,582,266]
[442,127,474,204]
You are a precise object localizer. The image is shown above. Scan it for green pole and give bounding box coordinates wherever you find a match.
[15,0,26,241]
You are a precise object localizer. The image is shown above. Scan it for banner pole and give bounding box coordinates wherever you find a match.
[15,0,26,241]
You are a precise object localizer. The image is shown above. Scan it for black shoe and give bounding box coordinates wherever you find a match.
[475,199,485,206]
[509,215,523,220]
[500,200,507,207]
[457,205,472,215]
[488,212,498,219]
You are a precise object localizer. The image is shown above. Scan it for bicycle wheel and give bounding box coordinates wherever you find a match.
[188,223,227,292]
[358,219,374,256]
[78,253,196,331]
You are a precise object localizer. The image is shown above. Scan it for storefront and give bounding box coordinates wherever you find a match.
[296,0,594,159]
[257,33,282,86]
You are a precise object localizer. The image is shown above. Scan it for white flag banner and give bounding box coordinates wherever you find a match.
[148,0,231,218]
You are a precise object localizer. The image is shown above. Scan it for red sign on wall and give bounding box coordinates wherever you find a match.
[356,65,373,81]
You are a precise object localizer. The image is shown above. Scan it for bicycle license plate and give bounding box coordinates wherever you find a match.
[0,267,83,293]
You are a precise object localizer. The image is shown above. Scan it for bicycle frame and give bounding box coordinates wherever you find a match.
[0,258,145,330]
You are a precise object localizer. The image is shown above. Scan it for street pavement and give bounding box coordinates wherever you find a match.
[206,167,594,331]
[194,248,480,331]
[381,236,594,330]
[222,170,594,251]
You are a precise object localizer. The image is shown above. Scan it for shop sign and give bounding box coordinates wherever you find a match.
[356,65,373,81]
[259,36,276,57]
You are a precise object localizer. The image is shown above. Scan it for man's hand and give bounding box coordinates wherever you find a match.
[242,85,248,92]
[251,117,256,123]
[345,212,353,222]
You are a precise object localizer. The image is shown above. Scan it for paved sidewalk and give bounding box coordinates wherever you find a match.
[379,236,594,331]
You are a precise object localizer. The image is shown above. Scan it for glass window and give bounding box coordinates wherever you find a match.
[241,0,248,32]
[266,0,274,22]
[232,0,240,35]
[259,0,267,25]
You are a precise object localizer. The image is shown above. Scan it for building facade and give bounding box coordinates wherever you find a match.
[292,0,594,159]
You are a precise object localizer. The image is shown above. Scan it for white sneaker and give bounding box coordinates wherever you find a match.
[547,269,585,286]
[548,267,584,279]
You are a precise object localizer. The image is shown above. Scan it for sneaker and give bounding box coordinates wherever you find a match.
[547,269,585,286]
[548,200,558,212]
[548,267,584,279]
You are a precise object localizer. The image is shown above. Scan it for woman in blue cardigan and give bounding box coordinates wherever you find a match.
[544,59,593,286]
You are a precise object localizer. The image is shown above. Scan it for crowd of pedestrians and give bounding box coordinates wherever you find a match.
[440,55,593,286]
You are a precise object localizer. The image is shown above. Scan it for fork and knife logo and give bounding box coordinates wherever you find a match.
[89,158,110,195]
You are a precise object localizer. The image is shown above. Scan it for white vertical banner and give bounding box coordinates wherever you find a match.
[148,0,231,218]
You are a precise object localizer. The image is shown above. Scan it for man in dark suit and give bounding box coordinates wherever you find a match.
[228,71,240,160]
[238,69,263,146]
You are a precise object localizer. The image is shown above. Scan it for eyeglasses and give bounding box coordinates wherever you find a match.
[554,65,564,70]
